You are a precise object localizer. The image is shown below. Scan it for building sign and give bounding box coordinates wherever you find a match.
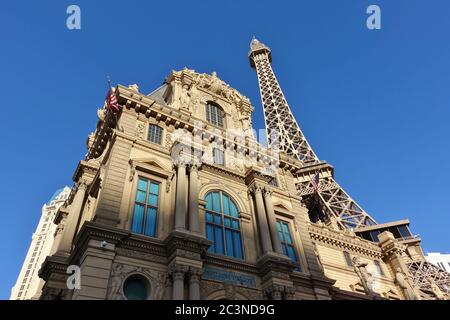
[202,267,256,288]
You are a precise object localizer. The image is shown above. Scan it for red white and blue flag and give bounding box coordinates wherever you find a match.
[106,85,120,114]
[311,172,320,192]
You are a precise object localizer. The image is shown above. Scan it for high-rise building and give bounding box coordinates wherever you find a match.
[10,187,71,300]
[38,40,449,300]
[426,253,450,273]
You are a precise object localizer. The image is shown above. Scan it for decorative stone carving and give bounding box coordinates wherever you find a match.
[395,267,421,300]
[352,256,375,296]
[135,121,146,139]
[264,284,293,300]
[200,280,261,300]
[97,109,106,122]
[223,283,237,300]
[128,84,139,92]
[40,287,67,300]
[108,263,124,300]
[312,241,324,272]
[107,262,168,300]
[129,164,136,182]
[171,69,251,110]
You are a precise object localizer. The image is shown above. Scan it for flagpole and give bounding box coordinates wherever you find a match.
[106,75,123,132]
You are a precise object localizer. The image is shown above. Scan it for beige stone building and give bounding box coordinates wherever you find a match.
[38,39,449,300]
[11,187,70,300]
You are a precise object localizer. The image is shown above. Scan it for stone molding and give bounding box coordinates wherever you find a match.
[308,223,382,259]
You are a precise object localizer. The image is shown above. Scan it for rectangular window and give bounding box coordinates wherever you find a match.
[131,177,159,237]
[374,260,384,276]
[276,220,299,270]
[213,148,224,165]
[397,225,412,239]
[343,251,353,267]
[147,124,163,144]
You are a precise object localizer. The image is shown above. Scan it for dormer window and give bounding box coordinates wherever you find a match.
[147,124,163,144]
[206,102,224,127]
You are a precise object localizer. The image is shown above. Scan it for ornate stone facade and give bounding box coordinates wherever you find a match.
[37,40,448,301]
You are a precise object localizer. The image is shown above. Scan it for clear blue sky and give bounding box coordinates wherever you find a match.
[1,0,449,299]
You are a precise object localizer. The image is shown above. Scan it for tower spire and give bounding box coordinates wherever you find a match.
[249,38,377,229]
[249,38,318,163]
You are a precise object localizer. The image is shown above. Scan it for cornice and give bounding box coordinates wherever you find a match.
[116,85,311,173]
[201,163,246,182]
[39,254,70,281]
[204,254,259,274]
[73,159,100,182]
[308,223,382,259]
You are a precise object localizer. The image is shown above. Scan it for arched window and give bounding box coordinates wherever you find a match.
[205,102,224,127]
[204,191,243,259]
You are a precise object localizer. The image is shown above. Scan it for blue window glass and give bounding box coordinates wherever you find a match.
[149,182,159,195]
[232,231,243,259]
[230,202,239,218]
[215,227,224,254]
[147,124,163,144]
[123,276,149,300]
[131,204,144,233]
[144,207,157,236]
[131,177,159,237]
[206,224,215,253]
[277,220,300,270]
[225,229,234,256]
[212,192,221,212]
[204,191,243,259]
[205,193,212,210]
[223,195,230,215]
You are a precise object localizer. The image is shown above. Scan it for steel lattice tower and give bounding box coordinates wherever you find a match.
[249,38,377,230]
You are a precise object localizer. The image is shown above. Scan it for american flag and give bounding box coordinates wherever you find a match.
[106,86,120,114]
[311,172,320,192]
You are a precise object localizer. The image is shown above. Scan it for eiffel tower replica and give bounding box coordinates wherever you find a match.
[249,38,450,299]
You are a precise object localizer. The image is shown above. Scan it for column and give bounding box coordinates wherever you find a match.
[58,181,87,253]
[170,265,187,300]
[189,267,202,300]
[175,162,187,230]
[263,188,283,255]
[188,165,200,233]
[49,215,67,255]
[253,185,273,253]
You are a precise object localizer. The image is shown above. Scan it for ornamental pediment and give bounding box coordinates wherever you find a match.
[166,68,253,115]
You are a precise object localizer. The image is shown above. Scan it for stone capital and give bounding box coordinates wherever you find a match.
[188,163,201,173]
[250,183,265,194]
[188,267,203,282]
[169,264,189,280]
[263,187,273,198]
[77,179,89,191]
